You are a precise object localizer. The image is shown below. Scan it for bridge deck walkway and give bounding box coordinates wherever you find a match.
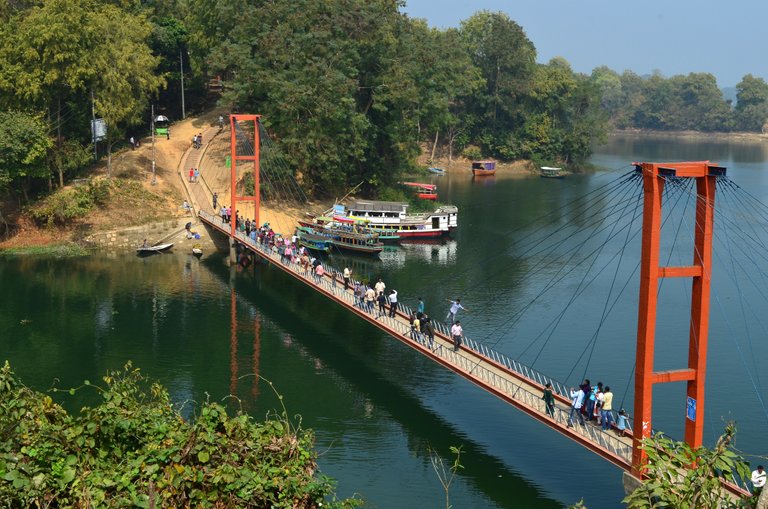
[199,210,636,469]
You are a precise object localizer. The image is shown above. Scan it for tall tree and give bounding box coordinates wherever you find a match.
[0,0,163,186]
[0,111,52,200]
[460,11,536,158]
[735,74,768,132]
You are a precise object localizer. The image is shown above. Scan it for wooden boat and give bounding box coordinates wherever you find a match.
[302,224,383,255]
[192,244,203,256]
[471,160,496,176]
[329,229,384,256]
[403,182,438,200]
[540,166,565,178]
[136,242,173,255]
[296,227,332,253]
[427,167,445,175]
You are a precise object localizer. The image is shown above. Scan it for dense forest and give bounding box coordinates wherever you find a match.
[2,0,768,201]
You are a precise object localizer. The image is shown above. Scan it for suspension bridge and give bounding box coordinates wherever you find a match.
[182,115,765,501]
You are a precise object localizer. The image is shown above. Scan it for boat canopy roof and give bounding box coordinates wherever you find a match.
[403,182,437,190]
[541,166,562,171]
[471,160,496,170]
[347,199,408,213]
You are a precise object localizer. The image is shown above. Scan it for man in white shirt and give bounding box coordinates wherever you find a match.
[446,298,468,324]
[450,321,463,352]
[752,465,766,493]
[374,278,386,296]
[388,289,398,317]
[343,267,351,290]
[568,388,585,427]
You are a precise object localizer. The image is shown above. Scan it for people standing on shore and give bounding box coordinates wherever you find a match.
[212,192,218,210]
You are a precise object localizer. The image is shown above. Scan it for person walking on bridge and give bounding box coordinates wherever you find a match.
[542,383,555,418]
[601,386,614,430]
[568,387,585,427]
[388,289,398,317]
[343,267,351,290]
[751,465,766,494]
[422,315,434,349]
[417,296,425,315]
[375,278,386,296]
[450,321,463,352]
[446,298,467,324]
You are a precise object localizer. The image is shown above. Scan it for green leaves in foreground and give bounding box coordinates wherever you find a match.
[0,361,359,508]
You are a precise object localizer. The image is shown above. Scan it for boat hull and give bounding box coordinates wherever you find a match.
[472,169,496,176]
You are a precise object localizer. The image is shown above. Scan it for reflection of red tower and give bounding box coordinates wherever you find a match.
[632,161,723,479]
[252,312,261,399]
[230,287,238,395]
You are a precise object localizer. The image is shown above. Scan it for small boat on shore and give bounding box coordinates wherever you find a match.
[192,244,203,257]
[136,242,173,255]
[540,166,565,178]
[471,160,496,176]
[427,167,445,175]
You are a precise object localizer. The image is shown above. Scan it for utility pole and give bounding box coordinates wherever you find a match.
[151,103,157,185]
[91,89,97,161]
[180,47,186,120]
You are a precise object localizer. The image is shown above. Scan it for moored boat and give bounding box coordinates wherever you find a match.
[540,166,565,178]
[136,242,173,255]
[403,182,438,200]
[344,199,457,238]
[471,160,496,176]
[295,226,332,253]
[427,167,445,175]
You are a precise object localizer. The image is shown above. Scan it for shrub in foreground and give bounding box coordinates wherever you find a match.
[0,361,358,508]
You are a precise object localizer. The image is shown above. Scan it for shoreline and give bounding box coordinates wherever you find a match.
[610,128,768,143]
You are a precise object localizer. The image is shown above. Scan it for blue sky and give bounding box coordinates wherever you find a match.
[401,0,765,87]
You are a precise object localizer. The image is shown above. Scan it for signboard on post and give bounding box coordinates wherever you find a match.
[686,397,697,422]
[91,118,107,142]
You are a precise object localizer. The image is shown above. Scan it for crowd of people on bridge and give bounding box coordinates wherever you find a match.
[547,378,630,436]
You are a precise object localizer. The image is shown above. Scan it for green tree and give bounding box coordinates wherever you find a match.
[735,74,768,132]
[623,423,753,509]
[0,111,52,199]
[460,11,536,158]
[0,0,163,186]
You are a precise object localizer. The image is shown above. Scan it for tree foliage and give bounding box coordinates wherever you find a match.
[0,111,52,192]
[0,361,358,508]
[623,423,753,509]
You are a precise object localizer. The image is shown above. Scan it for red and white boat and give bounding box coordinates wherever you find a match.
[342,199,457,238]
[403,182,438,200]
